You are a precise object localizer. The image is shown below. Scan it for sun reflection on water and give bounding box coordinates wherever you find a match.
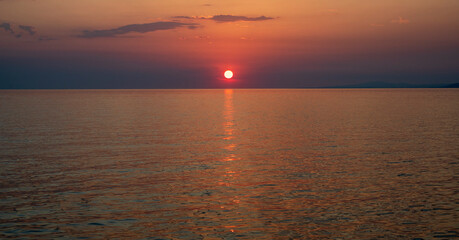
[223,89,234,141]
[223,89,237,161]
[221,89,242,234]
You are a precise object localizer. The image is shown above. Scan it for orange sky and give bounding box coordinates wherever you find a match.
[0,0,458,88]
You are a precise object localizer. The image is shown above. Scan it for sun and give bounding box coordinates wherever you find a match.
[224,70,233,79]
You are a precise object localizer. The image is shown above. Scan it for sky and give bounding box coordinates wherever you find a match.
[0,0,458,88]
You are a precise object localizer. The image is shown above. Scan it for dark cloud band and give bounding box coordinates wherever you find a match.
[19,25,36,35]
[173,15,275,22]
[0,22,14,33]
[79,21,198,38]
[209,15,274,22]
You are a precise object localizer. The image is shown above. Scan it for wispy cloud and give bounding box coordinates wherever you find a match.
[19,25,36,35]
[173,15,275,23]
[0,22,14,34]
[210,15,274,22]
[173,16,195,20]
[0,22,41,39]
[391,17,410,24]
[79,21,198,38]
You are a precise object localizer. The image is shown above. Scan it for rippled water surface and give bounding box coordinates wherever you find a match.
[0,89,458,239]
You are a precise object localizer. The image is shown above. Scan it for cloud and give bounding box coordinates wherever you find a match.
[173,15,274,23]
[19,25,36,35]
[173,16,194,20]
[0,22,14,34]
[0,22,45,40]
[391,17,410,24]
[79,21,198,38]
[210,15,274,22]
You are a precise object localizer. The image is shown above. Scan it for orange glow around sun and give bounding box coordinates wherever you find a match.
[224,70,233,79]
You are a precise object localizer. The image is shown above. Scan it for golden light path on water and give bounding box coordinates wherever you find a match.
[221,89,240,233]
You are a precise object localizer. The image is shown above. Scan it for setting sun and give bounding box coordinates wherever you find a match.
[224,70,233,79]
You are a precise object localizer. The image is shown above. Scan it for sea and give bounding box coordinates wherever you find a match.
[0,89,458,239]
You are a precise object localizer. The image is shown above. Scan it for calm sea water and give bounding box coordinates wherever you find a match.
[0,89,458,239]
